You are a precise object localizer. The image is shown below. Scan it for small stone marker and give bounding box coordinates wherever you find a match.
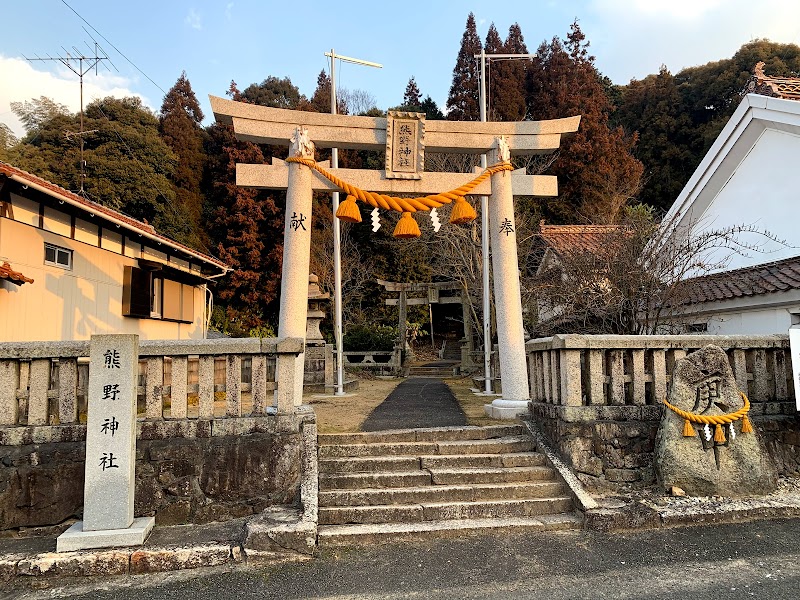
[57,334,154,552]
[654,345,777,497]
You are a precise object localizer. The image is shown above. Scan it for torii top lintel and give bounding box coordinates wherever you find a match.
[210,96,581,155]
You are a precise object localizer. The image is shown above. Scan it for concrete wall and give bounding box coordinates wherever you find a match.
[704,307,794,336]
[0,216,206,341]
[696,128,800,271]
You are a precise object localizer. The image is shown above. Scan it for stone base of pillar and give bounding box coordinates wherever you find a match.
[56,516,155,552]
[484,399,529,420]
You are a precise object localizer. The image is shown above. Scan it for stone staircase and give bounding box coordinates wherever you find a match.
[406,360,459,377]
[317,424,581,546]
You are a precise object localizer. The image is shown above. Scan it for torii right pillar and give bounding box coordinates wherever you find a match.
[485,136,529,419]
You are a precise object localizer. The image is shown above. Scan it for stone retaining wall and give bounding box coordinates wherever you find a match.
[0,415,312,532]
[530,401,800,490]
[525,335,800,491]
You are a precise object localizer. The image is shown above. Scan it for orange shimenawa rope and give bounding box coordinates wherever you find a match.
[284,156,513,214]
[663,391,754,442]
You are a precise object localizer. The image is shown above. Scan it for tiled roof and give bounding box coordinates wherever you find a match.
[677,256,800,306]
[0,262,33,286]
[748,62,800,101]
[539,223,626,259]
[0,162,229,272]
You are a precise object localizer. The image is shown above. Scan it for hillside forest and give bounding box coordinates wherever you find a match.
[1,14,799,341]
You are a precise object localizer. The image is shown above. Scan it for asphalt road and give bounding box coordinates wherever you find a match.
[11,518,800,600]
[360,377,467,431]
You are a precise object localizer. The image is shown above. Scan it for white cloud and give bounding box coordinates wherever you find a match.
[588,0,800,83]
[185,8,203,31]
[225,3,234,20]
[0,56,151,138]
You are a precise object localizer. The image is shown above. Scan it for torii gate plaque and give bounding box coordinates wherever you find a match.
[211,96,580,419]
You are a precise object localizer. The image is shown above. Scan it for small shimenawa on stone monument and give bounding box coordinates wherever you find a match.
[654,344,778,497]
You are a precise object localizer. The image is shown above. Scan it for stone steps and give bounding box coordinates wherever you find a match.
[318,436,535,459]
[320,480,565,507]
[318,451,545,475]
[407,366,456,377]
[318,424,524,445]
[317,514,582,546]
[319,497,575,525]
[319,464,551,490]
[317,425,580,545]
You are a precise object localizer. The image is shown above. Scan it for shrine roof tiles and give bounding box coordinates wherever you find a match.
[538,223,626,259]
[0,262,33,286]
[676,256,800,306]
[0,162,229,273]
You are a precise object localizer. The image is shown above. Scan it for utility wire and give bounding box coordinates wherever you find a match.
[61,0,167,96]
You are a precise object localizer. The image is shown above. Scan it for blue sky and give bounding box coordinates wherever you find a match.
[1,0,799,137]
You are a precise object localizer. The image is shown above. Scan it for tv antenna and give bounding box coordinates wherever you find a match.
[24,35,118,195]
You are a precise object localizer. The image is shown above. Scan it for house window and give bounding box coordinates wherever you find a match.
[122,266,194,323]
[44,243,73,270]
[687,322,708,333]
[151,277,162,318]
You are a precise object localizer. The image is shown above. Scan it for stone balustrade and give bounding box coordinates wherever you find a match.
[0,337,305,428]
[339,350,399,371]
[527,334,793,408]
[525,334,799,487]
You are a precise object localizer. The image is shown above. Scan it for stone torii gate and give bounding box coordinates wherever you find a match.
[211,96,580,419]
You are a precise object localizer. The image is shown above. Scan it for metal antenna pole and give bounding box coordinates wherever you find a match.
[478,48,493,394]
[24,43,115,195]
[324,50,382,396]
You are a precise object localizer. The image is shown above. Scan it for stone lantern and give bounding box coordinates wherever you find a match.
[304,274,333,390]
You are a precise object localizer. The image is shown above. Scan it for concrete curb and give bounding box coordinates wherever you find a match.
[1,537,315,584]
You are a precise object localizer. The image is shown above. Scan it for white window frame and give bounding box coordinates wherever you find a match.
[44,242,73,270]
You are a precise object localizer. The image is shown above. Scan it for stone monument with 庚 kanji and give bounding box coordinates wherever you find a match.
[57,334,155,552]
[655,345,778,497]
[211,96,580,418]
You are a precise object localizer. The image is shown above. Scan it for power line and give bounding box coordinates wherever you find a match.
[61,0,168,96]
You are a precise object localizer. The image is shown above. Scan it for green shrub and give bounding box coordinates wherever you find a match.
[343,324,397,351]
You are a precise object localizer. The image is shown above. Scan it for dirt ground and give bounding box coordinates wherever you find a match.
[307,374,507,433]
[305,377,402,433]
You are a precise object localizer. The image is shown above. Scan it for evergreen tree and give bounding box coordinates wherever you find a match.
[8,95,190,241]
[403,77,422,108]
[496,23,529,121]
[159,72,207,249]
[614,66,694,212]
[526,21,643,223]
[484,24,505,120]
[613,39,800,210]
[446,12,482,121]
[242,76,305,108]
[307,70,347,114]
[203,81,284,333]
[419,96,445,120]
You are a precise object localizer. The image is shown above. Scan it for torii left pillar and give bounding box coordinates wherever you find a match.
[276,128,314,411]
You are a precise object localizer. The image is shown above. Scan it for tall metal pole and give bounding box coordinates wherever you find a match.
[479,48,493,394]
[325,50,382,396]
[330,49,345,396]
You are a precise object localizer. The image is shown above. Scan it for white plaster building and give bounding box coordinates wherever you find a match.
[664,90,800,335]
[0,162,229,341]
